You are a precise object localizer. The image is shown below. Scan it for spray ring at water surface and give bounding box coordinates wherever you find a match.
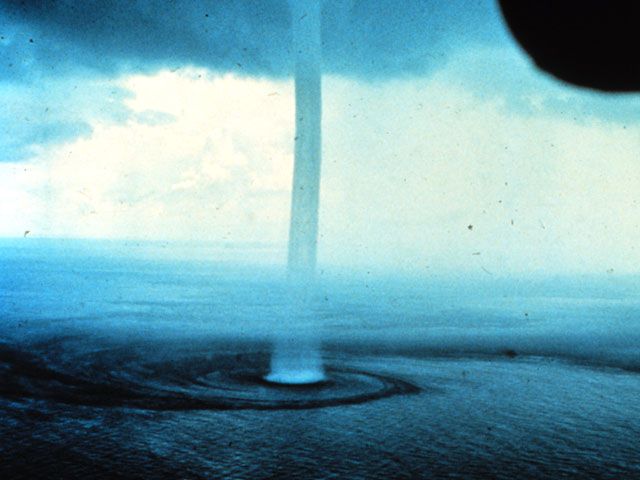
[0,347,420,411]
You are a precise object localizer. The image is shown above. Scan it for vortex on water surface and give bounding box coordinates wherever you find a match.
[0,345,420,411]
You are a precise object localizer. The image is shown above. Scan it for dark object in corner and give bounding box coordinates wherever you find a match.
[498,0,640,92]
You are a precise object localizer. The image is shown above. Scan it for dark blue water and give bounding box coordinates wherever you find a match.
[1,239,639,478]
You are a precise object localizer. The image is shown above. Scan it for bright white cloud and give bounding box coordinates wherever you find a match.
[319,77,640,275]
[2,68,640,275]
[2,70,295,244]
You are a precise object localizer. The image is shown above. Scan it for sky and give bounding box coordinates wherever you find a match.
[2,0,640,276]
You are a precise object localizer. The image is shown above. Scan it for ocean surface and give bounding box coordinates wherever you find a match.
[1,238,639,479]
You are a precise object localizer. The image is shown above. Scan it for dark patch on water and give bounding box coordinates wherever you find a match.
[503,348,518,358]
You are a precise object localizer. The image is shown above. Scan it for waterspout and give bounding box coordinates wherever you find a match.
[267,0,325,384]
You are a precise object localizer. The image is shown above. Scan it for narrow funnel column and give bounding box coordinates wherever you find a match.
[288,0,322,282]
[266,0,324,385]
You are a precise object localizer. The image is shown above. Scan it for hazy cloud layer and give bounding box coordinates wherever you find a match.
[3,70,640,275]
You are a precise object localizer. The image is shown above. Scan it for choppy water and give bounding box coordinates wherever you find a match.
[1,239,640,478]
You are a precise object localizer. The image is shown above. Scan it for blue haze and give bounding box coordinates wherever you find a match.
[2,238,639,370]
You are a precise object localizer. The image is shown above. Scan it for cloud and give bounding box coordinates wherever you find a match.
[3,70,640,276]
[436,45,640,124]
[1,0,504,81]
[0,76,132,162]
[1,71,295,243]
[318,76,640,275]
[1,0,509,163]
[6,0,639,164]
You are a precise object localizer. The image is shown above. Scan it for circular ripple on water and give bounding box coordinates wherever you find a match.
[0,346,420,411]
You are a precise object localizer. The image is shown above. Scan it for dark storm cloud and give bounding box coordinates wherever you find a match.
[0,0,506,162]
[2,0,638,164]
[0,0,504,81]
